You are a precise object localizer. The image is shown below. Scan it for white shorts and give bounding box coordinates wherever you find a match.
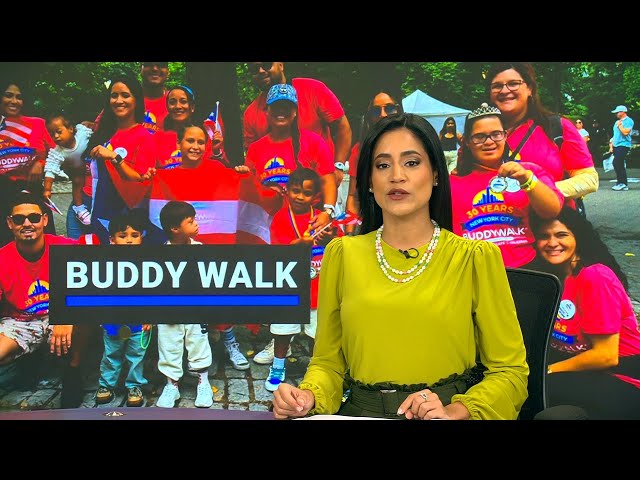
[269,309,317,339]
[0,316,50,360]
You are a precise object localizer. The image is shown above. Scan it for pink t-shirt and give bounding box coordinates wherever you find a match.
[552,264,640,388]
[450,162,563,267]
[244,129,334,188]
[0,235,77,320]
[507,118,593,182]
[243,77,345,153]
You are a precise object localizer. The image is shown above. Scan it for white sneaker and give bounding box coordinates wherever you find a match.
[72,204,92,225]
[156,383,180,408]
[225,342,250,370]
[264,366,286,392]
[195,380,213,408]
[612,183,629,191]
[253,338,293,365]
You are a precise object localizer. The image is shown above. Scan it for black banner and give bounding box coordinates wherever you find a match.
[49,245,311,325]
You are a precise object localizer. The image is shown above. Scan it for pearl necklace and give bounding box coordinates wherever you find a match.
[375,220,440,283]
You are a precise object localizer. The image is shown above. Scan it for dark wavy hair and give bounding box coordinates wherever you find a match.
[486,63,555,135]
[356,113,452,234]
[530,207,628,291]
[90,71,146,149]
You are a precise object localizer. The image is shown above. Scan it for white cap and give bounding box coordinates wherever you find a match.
[611,105,628,113]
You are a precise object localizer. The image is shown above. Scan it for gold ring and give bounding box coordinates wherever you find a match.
[420,392,429,401]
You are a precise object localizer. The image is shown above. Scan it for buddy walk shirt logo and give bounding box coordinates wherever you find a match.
[261,156,290,186]
[25,279,50,315]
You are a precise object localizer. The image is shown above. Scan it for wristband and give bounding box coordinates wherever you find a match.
[522,173,538,192]
[323,204,336,219]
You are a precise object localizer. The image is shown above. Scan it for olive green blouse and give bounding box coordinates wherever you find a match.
[298,228,529,420]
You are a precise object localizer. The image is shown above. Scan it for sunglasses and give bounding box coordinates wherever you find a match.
[368,104,400,117]
[8,213,45,225]
[248,62,274,75]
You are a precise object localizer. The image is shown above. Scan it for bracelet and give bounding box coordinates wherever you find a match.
[212,150,224,159]
[323,204,336,219]
[521,172,538,192]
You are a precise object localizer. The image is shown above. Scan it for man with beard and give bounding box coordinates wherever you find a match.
[243,62,352,192]
[0,192,90,407]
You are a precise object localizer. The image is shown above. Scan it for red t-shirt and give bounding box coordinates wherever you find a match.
[143,93,169,134]
[270,204,343,308]
[96,124,158,209]
[450,162,563,267]
[0,115,55,181]
[552,264,640,388]
[0,235,77,320]
[243,77,345,153]
[245,129,334,189]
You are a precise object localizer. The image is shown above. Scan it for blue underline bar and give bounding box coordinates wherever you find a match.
[66,295,300,307]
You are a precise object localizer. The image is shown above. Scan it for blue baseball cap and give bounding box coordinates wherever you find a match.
[611,105,628,113]
[266,84,298,106]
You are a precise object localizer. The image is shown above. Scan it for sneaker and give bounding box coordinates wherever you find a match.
[253,338,293,365]
[264,366,286,392]
[72,204,92,225]
[156,383,180,408]
[195,380,214,408]
[612,183,629,191]
[225,342,250,370]
[95,386,114,405]
[126,386,144,407]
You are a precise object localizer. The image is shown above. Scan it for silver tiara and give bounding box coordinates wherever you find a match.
[468,102,501,120]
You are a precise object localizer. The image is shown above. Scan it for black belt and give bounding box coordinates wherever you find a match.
[339,365,485,419]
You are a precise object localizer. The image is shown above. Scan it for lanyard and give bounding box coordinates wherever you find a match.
[288,203,313,239]
[508,121,537,162]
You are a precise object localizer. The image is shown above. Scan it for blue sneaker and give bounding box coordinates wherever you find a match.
[265,366,286,392]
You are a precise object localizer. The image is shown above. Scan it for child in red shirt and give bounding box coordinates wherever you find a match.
[254,167,343,392]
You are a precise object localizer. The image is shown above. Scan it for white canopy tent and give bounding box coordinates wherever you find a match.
[402,89,471,135]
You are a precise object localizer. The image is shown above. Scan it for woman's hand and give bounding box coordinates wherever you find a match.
[397,390,449,420]
[497,162,530,186]
[272,384,315,419]
[141,167,157,181]
[211,130,224,153]
[90,145,116,161]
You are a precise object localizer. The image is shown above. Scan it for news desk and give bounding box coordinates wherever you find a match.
[0,407,275,420]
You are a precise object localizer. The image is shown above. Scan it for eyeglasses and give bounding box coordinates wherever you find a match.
[490,80,526,93]
[8,213,45,225]
[368,104,400,117]
[248,62,274,75]
[469,130,507,145]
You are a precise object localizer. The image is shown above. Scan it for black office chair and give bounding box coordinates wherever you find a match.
[505,267,562,420]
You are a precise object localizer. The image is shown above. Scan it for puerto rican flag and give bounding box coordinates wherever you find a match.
[0,115,32,147]
[333,210,362,226]
[149,160,281,245]
[203,103,224,140]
